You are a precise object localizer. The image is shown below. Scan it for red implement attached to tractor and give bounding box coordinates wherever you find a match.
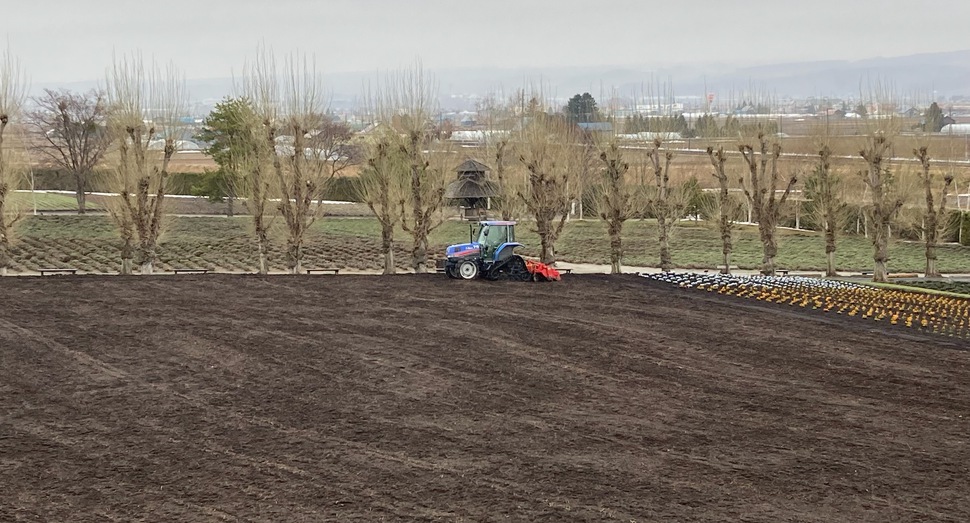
[526,260,561,281]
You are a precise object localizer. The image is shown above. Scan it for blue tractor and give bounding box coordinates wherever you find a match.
[443,221,533,281]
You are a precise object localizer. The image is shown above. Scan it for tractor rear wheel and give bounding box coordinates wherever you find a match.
[457,260,479,280]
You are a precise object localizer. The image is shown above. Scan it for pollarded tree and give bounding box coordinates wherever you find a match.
[707,146,736,274]
[595,140,636,274]
[859,132,903,283]
[738,132,797,276]
[376,62,448,273]
[517,115,577,264]
[0,48,27,277]
[646,139,683,272]
[106,55,187,275]
[242,48,332,274]
[805,144,846,277]
[28,89,111,214]
[358,130,407,274]
[914,146,954,277]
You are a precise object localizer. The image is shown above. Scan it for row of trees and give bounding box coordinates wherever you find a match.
[0,48,458,276]
[0,45,963,280]
[472,89,959,282]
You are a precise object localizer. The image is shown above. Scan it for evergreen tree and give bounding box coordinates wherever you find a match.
[194,97,257,213]
[924,102,944,132]
[565,92,599,123]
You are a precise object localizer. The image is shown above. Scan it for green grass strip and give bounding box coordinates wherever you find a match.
[844,279,970,300]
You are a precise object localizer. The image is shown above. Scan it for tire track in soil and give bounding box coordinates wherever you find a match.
[1,299,625,521]
[2,274,970,521]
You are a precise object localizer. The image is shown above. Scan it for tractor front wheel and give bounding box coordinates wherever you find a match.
[457,260,479,280]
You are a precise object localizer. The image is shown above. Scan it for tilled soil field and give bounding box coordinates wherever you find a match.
[1,274,969,522]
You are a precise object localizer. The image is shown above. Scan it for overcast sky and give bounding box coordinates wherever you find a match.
[7,0,970,84]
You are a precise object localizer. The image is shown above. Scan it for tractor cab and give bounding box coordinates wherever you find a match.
[475,221,515,261]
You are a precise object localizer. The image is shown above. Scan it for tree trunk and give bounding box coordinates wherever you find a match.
[609,221,622,274]
[759,220,778,276]
[719,210,732,275]
[139,242,157,275]
[0,219,8,275]
[657,216,671,272]
[411,237,427,273]
[255,216,269,275]
[382,226,396,275]
[384,250,395,275]
[0,213,8,276]
[287,239,302,275]
[825,219,838,277]
[120,234,134,275]
[872,222,891,283]
[75,175,87,215]
[226,196,234,218]
[925,215,939,277]
[926,256,938,278]
[540,233,555,265]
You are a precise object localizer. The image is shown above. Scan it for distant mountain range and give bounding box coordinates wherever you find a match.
[34,50,970,112]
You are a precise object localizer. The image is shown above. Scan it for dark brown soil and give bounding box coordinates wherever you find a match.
[2,274,969,522]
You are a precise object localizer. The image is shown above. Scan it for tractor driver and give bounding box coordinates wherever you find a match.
[478,225,508,259]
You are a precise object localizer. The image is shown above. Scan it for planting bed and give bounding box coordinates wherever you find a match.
[645,273,970,340]
[2,275,969,521]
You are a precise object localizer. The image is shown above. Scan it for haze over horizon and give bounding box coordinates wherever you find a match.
[7,0,970,85]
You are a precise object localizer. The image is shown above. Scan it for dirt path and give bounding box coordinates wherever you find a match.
[1,274,968,521]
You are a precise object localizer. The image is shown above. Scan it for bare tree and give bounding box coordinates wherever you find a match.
[27,89,110,214]
[358,131,406,274]
[106,55,187,275]
[376,62,447,273]
[312,118,360,208]
[707,146,736,274]
[859,132,903,282]
[914,146,954,277]
[575,134,597,220]
[517,115,576,264]
[595,140,636,273]
[315,118,357,178]
[807,144,845,277]
[237,52,280,275]
[738,133,797,275]
[0,48,27,277]
[646,139,683,272]
[242,49,331,274]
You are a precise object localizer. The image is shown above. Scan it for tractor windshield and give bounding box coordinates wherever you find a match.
[477,224,509,258]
